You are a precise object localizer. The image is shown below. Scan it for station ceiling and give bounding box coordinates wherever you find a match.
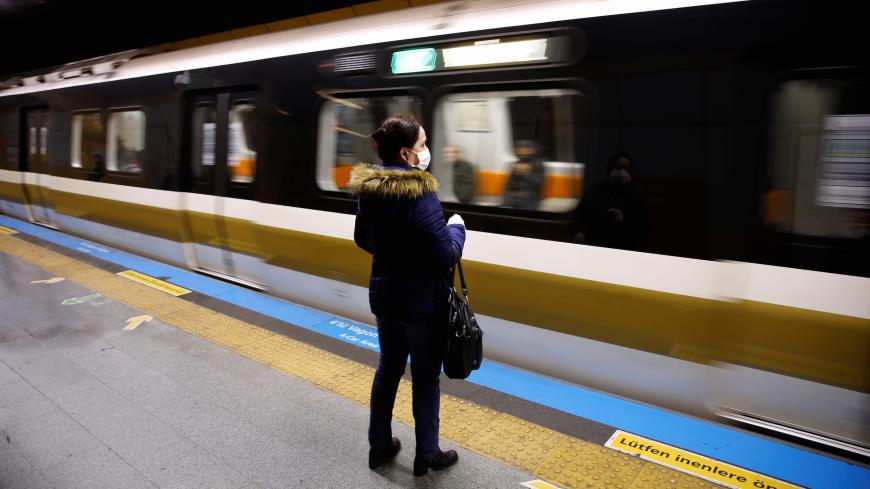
[0,0,447,76]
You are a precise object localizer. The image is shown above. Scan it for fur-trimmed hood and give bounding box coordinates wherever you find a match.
[348,164,439,199]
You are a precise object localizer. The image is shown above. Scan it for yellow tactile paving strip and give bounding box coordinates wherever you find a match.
[0,234,724,489]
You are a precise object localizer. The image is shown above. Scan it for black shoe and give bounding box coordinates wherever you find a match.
[368,437,401,470]
[413,449,458,476]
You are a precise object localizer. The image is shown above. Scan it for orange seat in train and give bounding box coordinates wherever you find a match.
[477,171,583,199]
[334,164,353,190]
[231,158,256,181]
[334,166,583,199]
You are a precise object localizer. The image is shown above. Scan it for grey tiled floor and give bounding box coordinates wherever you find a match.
[0,249,534,488]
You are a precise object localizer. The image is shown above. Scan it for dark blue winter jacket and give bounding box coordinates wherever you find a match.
[350,164,466,321]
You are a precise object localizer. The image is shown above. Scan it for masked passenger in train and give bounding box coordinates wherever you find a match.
[502,139,545,210]
[572,152,647,250]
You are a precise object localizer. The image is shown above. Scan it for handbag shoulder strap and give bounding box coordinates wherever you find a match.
[451,243,469,302]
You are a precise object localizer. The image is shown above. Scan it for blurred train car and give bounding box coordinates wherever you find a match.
[1,0,868,455]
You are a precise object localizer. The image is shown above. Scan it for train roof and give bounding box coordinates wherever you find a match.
[0,0,743,98]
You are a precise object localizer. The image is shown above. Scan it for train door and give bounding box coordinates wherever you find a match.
[22,108,55,227]
[185,91,262,286]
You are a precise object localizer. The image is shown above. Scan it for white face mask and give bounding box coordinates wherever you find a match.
[411,147,431,171]
[610,168,631,184]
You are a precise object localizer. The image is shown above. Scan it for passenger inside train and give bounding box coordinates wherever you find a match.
[502,139,545,210]
[572,152,648,251]
[442,144,476,205]
[88,152,105,182]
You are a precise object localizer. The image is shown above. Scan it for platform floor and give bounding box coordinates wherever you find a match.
[0,240,560,489]
[0,220,867,489]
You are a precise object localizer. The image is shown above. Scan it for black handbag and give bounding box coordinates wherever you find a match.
[443,244,483,379]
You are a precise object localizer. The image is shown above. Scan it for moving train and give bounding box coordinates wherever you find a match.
[1,0,868,455]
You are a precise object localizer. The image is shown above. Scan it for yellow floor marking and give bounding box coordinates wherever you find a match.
[31,277,65,284]
[124,314,153,331]
[606,431,804,489]
[466,413,568,473]
[522,480,563,489]
[0,234,726,489]
[117,270,191,296]
[0,225,18,235]
[537,437,645,489]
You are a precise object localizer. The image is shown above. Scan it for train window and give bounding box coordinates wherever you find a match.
[71,112,103,169]
[40,127,47,156]
[106,110,145,173]
[228,103,256,183]
[766,79,870,233]
[26,109,49,169]
[191,104,216,182]
[432,88,586,212]
[762,75,870,276]
[316,93,422,192]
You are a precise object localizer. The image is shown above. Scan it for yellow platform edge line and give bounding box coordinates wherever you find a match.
[0,233,725,489]
[116,269,192,296]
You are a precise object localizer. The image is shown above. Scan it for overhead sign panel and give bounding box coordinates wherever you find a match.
[442,38,549,68]
[388,31,575,75]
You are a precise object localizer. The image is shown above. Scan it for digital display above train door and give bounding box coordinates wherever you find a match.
[388,32,576,75]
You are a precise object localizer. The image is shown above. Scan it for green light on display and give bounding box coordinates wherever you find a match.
[390,48,437,74]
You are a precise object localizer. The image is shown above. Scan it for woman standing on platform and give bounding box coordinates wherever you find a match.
[350,114,466,476]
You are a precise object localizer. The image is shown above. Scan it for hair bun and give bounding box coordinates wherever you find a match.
[370,114,420,165]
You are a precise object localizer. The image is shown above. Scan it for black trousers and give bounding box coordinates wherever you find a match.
[368,315,445,458]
